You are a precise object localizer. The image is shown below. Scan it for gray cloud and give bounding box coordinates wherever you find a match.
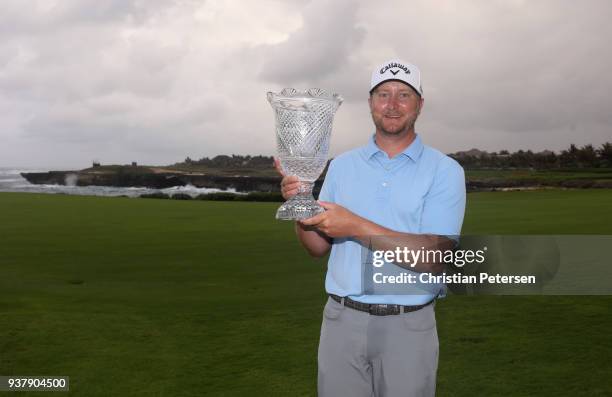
[0,0,166,34]
[0,0,610,168]
[349,0,612,154]
[259,0,364,81]
[258,0,369,101]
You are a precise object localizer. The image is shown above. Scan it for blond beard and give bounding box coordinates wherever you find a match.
[373,115,418,137]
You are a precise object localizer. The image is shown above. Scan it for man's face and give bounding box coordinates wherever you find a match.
[368,81,424,136]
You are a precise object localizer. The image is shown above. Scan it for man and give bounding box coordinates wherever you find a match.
[276,59,466,396]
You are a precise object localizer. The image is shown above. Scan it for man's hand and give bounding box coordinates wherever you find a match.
[299,201,365,238]
[274,157,301,200]
[273,158,332,257]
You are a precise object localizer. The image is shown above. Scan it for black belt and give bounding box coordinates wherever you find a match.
[329,294,434,316]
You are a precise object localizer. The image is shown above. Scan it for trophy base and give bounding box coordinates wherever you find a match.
[276,194,324,220]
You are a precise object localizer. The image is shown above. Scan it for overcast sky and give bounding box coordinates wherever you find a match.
[1,0,611,169]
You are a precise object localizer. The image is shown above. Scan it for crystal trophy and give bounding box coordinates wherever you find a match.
[267,88,343,220]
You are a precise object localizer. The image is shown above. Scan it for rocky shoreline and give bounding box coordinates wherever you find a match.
[20,170,292,193]
[20,169,612,193]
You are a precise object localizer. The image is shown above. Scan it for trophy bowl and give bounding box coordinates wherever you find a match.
[267,88,343,220]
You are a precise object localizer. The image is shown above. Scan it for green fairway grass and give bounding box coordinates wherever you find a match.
[1,190,611,396]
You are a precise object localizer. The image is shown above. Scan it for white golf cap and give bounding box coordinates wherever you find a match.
[370,58,423,97]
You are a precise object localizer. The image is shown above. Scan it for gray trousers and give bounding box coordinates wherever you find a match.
[318,297,439,397]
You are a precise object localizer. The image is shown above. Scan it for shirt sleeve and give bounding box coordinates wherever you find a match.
[317,159,336,202]
[419,158,466,238]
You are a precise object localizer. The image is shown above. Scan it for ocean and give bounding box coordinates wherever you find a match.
[0,167,238,198]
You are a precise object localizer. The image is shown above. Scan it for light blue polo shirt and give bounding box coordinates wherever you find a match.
[318,133,466,305]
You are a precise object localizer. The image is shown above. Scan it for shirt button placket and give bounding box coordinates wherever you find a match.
[377,166,392,200]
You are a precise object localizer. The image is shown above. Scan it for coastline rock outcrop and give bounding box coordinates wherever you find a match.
[19,170,319,193]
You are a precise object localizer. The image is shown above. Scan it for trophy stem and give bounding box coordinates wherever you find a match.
[297,181,314,194]
[275,181,324,220]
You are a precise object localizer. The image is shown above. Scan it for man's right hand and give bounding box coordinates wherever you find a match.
[274,157,331,257]
[274,157,302,200]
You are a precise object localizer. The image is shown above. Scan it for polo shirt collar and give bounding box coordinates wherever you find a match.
[364,135,381,158]
[364,133,425,162]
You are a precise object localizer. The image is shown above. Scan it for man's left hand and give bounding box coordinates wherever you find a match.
[299,201,364,238]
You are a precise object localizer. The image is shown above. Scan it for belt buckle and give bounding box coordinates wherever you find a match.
[369,304,388,316]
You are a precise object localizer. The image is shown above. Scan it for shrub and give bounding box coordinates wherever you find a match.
[195,192,238,201]
[239,192,284,202]
[140,192,170,199]
[171,193,193,200]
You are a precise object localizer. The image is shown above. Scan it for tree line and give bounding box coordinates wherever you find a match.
[450,142,612,169]
[179,142,612,170]
[180,154,274,169]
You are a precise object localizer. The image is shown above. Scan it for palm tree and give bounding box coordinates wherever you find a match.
[598,142,612,167]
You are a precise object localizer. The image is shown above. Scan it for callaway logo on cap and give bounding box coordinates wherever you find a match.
[370,58,423,97]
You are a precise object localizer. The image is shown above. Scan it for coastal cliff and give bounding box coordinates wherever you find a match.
[20,168,325,194]
[19,167,612,193]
